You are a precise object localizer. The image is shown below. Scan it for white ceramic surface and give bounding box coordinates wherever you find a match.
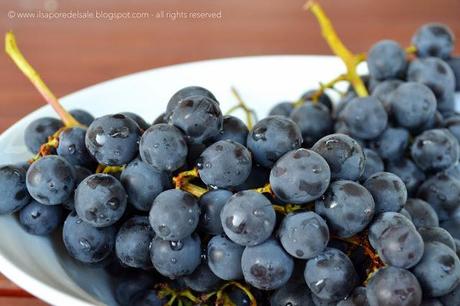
[0,55,453,306]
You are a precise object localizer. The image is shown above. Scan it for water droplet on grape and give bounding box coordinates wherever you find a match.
[107,198,120,210]
[158,224,171,236]
[79,238,91,250]
[170,240,184,251]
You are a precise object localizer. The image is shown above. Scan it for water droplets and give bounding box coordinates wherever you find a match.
[253,209,265,217]
[106,197,120,210]
[170,240,184,251]
[158,224,171,236]
[79,238,91,251]
[68,144,76,154]
[311,279,326,293]
[31,211,41,219]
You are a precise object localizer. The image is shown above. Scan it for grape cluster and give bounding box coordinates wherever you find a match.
[2,11,460,306]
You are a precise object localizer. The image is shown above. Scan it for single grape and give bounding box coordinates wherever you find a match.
[360,148,384,183]
[367,39,407,80]
[337,287,369,306]
[165,86,218,120]
[114,271,156,306]
[62,211,116,263]
[241,239,294,290]
[149,189,200,241]
[150,234,201,278]
[152,113,167,125]
[315,180,374,238]
[85,114,141,166]
[212,115,249,146]
[270,282,314,306]
[278,211,329,259]
[198,189,233,235]
[268,102,294,117]
[120,158,169,211]
[312,133,365,181]
[270,148,331,204]
[304,248,358,301]
[417,171,460,221]
[407,57,456,113]
[139,123,188,172]
[120,112,150,130]
[368,126,409,161]
[446,56,460,90]
[412,23,455,59]
[69,109,94,127]
[371,79,403,113]
[412,241,460,297]
[339,96,388,140]
[57,127,94,167]
[366,266,422,306]
[24,117,63,153]
[74,173,127,227]
[207,234,244,280]
[301,90,333,111]
[247,116,302,168]
[169,95,223,144]
[289,102,333,147]
[26,155,76,205]
[115,216,155,269]
[386,158,426,196]
[404,198,439,228]
[19,199,64,235]
[220,190,276,246]
[0,164,30,214]
[368,212,415,248]
[197,140,252,188]
[364,172,407,213]
[183,262,222,292]
[418,226,456,251]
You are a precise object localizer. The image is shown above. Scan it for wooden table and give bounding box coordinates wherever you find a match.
[0,0,459,304]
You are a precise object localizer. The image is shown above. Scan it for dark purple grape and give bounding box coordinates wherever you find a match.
[270,149,331,204]
[165,86,218,120]
[270,282,314,306]
[268,102,294,117]
[220,190,276,246]
[337,286,369,306]
[278,212,329,259]
[247,116,302,168]
[364,172,407,213]
[149,189,200,241]
[57,127,94,167]
[139,123,188,172]
[241,239,294,290]
[367,40,407,80]
[198,189,233,235]
[74,173,127,227]
[366,266,422,306]
[368,126,409,161]
[412,241,460,297]
[182,262,222,292]
[412,23,455,59]
[315,180,374,238]
[69,109,94,127]
[212,115,249,146]
[0,164,30,214]
[85,114,141,166]
[169,95,223,144]
[26,155,76,205]
[371,79,403,113]
[24,117,63,153]
[301,90,333,111]
[289,102,333,147]
[312,133,365,181]
[197,140,252,188]
[304,248,357,301]
[418,226,456,251]
[360,148,384,183]
[19,199,64,235]
[404,198,439,228]
[207,234,244,280]
[120,112,150,130]
[386,158,426,196]
[446,56,460,90]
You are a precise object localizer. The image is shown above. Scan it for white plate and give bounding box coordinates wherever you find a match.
[0,55,403,305]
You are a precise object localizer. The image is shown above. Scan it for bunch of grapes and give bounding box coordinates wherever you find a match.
[2,1,460,306]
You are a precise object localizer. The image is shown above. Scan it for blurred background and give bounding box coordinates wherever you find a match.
[0,0,459,304]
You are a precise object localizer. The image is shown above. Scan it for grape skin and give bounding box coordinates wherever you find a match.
[404,198,439,228]
[212,115,249,146]
[247,116,303,168]
[207,235,244,280]
[19,199,64,235]
[367,39,407,81]
[149,234,201,278]
[412,23,455,59]
[85,114,141,166]
[165,86,218,121]
[120,112,150,130]
[412,241,460,297]
[241,239,294,290]
[24,117,63,154]
[0,164,30,215]
[57,127,94,167]
[74,173,127,227]
[149,189,200,241]
[360,148,384,183]
[386,158,426,196]
[198,189,233,235]
[26,155,76,205]
[139,123,188,172]
[337,286,369,306]
[270,149,331,204]
[220,190,276,246]
[69,109,94,127]
[304,247,358,301]
[268,102,294,117]
[270,282,314,306]
[368,126,409,161]
[364,172,407,214]
[366,266,422,306]
[182,262,222,292]
[278,212,329,259]
[371,79,403,113]
[312,133,365,181]
[418,226,456,251]
[315,180,374,238]
[197,140,252,188]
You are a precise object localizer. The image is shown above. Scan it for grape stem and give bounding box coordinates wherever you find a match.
[157,283,200,306]
[5,32,81,127]
[202,281,257,306]
[226,87,257,130]
[293,73,347,108]
[95,165,125,174]
[304,1,368,97]
[405,45,417,54]
[173,168,208,197]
